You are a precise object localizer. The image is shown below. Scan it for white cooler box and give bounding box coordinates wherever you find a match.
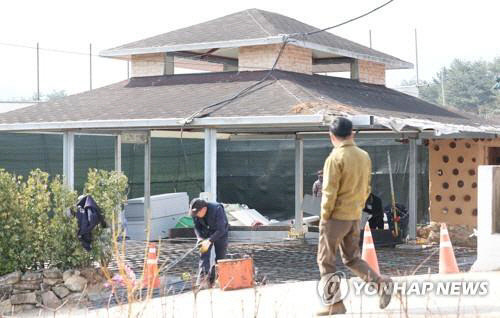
[124,192,189,241]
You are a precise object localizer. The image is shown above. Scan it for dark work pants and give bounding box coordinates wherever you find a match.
[199,235,228,284]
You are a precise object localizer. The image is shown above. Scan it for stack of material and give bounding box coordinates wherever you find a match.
[124,192,189,240]
[222,203,271,226]
[417,222,476,248]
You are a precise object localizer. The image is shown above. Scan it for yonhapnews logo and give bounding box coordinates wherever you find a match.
[316,272,349,305]
[317,272,489,304]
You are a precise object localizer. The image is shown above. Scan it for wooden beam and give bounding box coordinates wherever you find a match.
[313,57,355,65]
[173,51,238,67]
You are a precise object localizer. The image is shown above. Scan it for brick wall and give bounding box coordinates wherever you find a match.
[238,44,312,74]
[351,60,385,85]
[131,53,167,77]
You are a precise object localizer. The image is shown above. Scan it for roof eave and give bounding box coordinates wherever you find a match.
[296,39,413,69]
[99,36,285,58]
[0,114,330,132]
[101,36,413,70]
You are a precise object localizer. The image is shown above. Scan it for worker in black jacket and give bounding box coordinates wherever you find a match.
[190,198,229,287]
[76,195,107,251]
[363,193,384,230]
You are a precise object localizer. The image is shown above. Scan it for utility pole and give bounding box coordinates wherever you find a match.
[89,43,92,91]
[36,42,40,101]
[414,28,420,86]
[369,29,372,48]
[441,67,446,106]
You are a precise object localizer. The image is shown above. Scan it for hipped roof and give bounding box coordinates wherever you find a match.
[100,9,412,70]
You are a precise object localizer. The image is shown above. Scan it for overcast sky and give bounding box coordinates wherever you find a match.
[1,0,499,100]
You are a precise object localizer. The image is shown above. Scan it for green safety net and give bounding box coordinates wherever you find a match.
[0,133,429,223]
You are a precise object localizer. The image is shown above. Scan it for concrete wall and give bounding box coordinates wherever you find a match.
[131,53,165,77]
[351,60,386,85]
[130,53,175,77]
[238,44,312,74]
[471,165,500,271]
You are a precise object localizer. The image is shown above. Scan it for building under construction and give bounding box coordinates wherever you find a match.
[0,8,499,239]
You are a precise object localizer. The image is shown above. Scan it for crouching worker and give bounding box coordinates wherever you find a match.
[190,198,229,288]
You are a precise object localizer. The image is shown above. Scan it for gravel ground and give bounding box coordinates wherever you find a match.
[92,239,476,309]
[109,239,476,282]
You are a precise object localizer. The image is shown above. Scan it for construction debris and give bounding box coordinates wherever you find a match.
[417,222,476,248]
[223,203,272,226]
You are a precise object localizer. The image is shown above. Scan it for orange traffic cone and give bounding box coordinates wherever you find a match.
[439,223,459,274]
[143,242,160,288]
[361,223,380,274]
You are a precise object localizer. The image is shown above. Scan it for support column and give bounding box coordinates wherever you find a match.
[144,131,151,240]
[115,135,122,172]
[408,138,418,240]
[164,53,174,75]
[63,131,75,190]
[471,166,500,271]
[204,128,217,201]
[294,138,304,233]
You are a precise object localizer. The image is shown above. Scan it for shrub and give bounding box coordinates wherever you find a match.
[48,176,91,269]
[18,169,52,270]
[83,169,128,267]
[0,168,128,276]
[0,169,22,275]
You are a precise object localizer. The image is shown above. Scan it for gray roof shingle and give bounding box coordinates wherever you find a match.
[0,71,478,127]
[102,9,411,69]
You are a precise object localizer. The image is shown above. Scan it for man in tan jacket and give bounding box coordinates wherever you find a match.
[317,117,393,316]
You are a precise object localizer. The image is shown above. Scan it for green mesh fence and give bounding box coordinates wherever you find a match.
[0,133,429,222]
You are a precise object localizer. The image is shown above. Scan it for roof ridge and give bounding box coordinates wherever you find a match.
[245,9,274,36]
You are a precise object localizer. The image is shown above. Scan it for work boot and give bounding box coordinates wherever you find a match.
[196,275,213,290]
[316,301,346,316]
[377,275,394,309]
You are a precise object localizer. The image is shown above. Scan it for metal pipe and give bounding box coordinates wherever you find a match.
[294,137,304,233]
[63,131,75,190]
[115,134,121,172]
[204,128,217,201]
[144,131,151,240]
[408,139,418,240]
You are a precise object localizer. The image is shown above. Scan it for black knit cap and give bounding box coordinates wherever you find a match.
[189,198,208,217]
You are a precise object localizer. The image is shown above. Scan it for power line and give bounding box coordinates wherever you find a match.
[0,41,276,71]
[0,41,94,56]
[301,0,395,36]
[181,0,398,121]
[183,37,290,124]
[173,1,398,193]
[0,0,396,73]
[1,1,397,107]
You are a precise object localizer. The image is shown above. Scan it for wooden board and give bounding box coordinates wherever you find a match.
[429,139,479,225]
[428,137,500,225]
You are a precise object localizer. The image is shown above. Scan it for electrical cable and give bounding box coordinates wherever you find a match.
[182,35,290,124]
[174,0,397,192]
[0,41,273,72]
[172,37,290,194]
[3,2,397,195]
[180,0,397,122]
[300,0,395,36]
